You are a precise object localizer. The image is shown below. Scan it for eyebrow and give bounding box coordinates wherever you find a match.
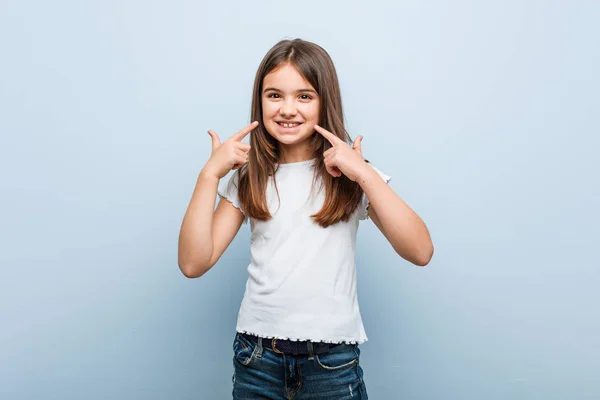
[263,87,318,95]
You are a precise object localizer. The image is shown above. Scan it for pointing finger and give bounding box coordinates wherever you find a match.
[232,121,259,142]
[314,125,343,146]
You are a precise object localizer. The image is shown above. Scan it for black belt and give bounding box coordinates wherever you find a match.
[243,333,341,356]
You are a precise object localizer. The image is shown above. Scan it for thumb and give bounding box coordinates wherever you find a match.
[352,136,363,156]
[207,130,221,151]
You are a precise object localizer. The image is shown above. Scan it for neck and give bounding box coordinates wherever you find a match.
[277,142,314,164]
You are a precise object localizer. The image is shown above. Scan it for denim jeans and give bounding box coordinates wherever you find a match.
[232,333,368,399]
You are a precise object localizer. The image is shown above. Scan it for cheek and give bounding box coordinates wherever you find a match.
[305,105,320,121]
[261,101,278,118]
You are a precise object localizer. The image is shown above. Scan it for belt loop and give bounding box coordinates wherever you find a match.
[307,341,315,361]
[256,337,263,358]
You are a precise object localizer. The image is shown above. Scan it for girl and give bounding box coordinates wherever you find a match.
[178,39,433,399]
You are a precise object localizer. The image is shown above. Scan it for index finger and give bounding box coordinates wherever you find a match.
[232,121,259,141]
[314,125,344,146]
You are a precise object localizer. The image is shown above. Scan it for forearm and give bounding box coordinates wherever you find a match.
[178,171,219,276]
[357,165,433,265]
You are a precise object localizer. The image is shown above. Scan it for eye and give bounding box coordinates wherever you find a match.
[267,93,280,99]
[299,94,312,100]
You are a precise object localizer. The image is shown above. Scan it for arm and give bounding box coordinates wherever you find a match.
[178,172,245,278]
[358,165,434,266]
[177,121,258,278]
[313,124,433,266]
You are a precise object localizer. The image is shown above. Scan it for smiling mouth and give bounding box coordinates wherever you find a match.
[277,122,302,128]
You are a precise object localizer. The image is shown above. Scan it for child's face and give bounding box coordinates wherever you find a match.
[261,63,320,154]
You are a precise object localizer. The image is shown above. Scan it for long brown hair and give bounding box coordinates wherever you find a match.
[238,38,364,228]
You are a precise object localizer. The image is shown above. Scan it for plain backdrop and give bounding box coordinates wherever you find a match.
[1,0,599,399]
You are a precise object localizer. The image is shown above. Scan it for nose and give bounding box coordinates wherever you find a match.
[279,99,297,118]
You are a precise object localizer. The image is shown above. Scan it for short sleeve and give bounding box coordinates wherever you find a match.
[358,163,392,220]
[217,170,248,223]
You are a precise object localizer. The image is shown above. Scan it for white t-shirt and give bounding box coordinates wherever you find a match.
[218,159,391,344]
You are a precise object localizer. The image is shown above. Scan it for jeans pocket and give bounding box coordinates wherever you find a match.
[314,345,359,371]
[233,333,256,366]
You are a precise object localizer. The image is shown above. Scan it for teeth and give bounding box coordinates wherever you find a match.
[281,122,299,128]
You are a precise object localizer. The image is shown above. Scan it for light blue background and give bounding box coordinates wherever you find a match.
[1,1,598,399]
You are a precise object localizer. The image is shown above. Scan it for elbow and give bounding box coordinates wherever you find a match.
[178,260,211,279]
[398,241,434,267]
[414,243,434,267]
[178,247,214,278]
[414,254,432,267]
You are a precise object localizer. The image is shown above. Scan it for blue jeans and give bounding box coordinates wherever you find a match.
[232,333,368,399]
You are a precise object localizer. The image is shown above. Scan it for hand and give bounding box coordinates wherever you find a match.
[314,124,368,182]
[202,121,258,179]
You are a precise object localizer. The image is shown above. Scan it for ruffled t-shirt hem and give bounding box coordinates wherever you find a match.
[217,192,243,212]
[235,329,368,345]
[217,188,248,224]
